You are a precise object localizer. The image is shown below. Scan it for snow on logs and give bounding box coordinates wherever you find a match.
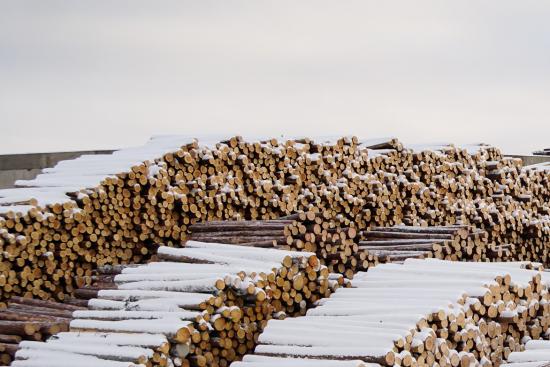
[502,340,550,367]
[231,355,380,367]
[5,242,340,367]
[0,136,549,305]
[188,212,359,278]
[250,259,550,367]
[189,218,508,277]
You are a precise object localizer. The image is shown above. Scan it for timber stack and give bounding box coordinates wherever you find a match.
[248,259,550,367]
[188,211,359,279]
[4,242,339,367]
[357,224,503,264]
[0,136,549,306]
[189,219,510,274]
[0,297,85,365]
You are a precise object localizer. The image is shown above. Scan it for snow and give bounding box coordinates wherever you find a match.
[525,161,550,172]
[525,340,550,350]
[0,135,510,217]
[508,350,550,363]
[249,259,546,364]
[19,340,154,361]
[70,318,192,335]
[14,240,323,366]
[0,135,195,213]
[12,349,146,367]
[156,242,313,273]
[116,277,220,292]
[502,340,550,366]
[72,309,200,321]
[52,332,167,348]
[235,355,379,367]
[253,344,391,359]
[88,297,205,312]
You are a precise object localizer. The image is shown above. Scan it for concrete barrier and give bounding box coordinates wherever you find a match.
[504,154,550,166]
[0,150,114,189]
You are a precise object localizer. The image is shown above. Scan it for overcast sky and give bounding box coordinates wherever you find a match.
[1,1,549,155]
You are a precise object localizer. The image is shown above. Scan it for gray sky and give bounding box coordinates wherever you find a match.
[1,1,549,155]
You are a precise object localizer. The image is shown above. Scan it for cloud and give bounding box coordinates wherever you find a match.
[1,1,549,154]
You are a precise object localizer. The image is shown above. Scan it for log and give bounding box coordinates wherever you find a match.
[0,334,21,344]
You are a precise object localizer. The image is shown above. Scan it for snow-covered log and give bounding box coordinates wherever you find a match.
[1,135,548,311]
[248,259,550,367]
[7,241,337,367]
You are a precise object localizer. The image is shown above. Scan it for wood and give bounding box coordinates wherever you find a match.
[188,213,359,278]
[7,241,343,367]
[0,136,549,365]
[0,334,21,344]
[248,259,550,367]
[7,297,85,312]
[0,136,548,307]
[356,225,493,265]
[0,291,88,365]
[0,342,18,357]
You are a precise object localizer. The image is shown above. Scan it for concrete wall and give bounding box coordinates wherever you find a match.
[504,154,550,166]
[0,150,114,189]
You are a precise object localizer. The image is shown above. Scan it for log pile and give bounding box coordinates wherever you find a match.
[249,259,550,367]
[0,297,84,365]
[189,218,510,275]
[357,224,497,264]
[0,136,549,306]
[188,212,359,278]
[5,242,339,367]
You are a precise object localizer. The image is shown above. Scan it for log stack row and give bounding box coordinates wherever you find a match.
[0,297,84,365]
[357,224,497,264]
[188,219,506,275]
[247,259,550,367]
[0,136,549,306]
[3,241,339,367]
[188,211,359,278]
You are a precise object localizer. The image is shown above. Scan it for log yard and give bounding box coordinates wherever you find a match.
[0,135,549,367]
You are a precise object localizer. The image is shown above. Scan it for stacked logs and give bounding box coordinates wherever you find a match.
[0,136,550,305]
[248,259,550,367]
[0,136,190,306]
[0,297,84,365]
[357,224,499,264]
[188,211,359,278]
[189,218,509,276]
[154,242,340,365]
[5,242,339,367]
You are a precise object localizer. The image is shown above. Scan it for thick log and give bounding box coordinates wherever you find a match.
[0,342,18,357]
[0,334,21,344]
[8,297,85,312]
[363,230,453,240]
[358,239,443,247]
